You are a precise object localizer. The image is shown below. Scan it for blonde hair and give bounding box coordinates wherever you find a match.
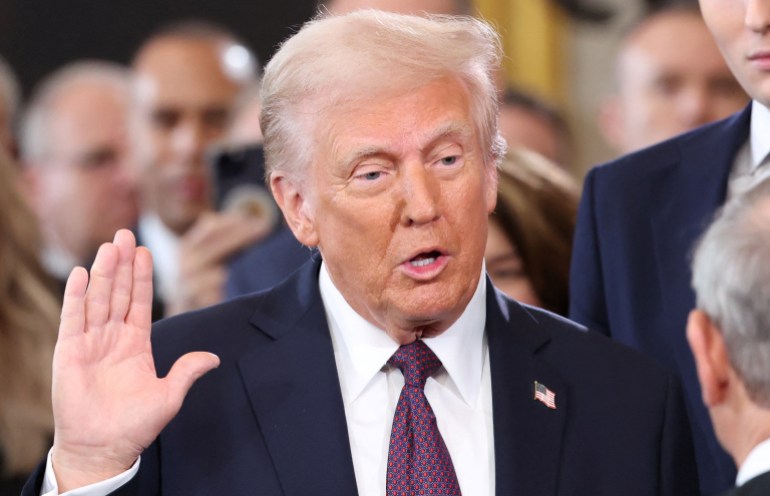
[260,10,504,186]
[0,148,59,475]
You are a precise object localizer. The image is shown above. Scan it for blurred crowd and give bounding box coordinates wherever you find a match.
[1,0,767,495]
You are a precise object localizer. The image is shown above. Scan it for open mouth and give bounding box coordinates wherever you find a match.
[409,250,442,267]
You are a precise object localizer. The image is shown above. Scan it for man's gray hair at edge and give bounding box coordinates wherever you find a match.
[691,178,770,407]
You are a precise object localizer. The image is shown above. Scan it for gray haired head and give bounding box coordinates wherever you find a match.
[691,179,770,407]
[19,60,131,164]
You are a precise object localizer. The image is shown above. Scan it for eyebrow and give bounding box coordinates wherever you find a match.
[335,120,475,169]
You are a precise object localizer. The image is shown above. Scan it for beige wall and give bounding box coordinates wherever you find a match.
[565,0,644,178]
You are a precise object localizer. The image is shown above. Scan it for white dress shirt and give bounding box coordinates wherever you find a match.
[736,437,770,487]
[320,262,495,496]
[727,100,770,199]
[41,262,496,495]
[136,213,181,303]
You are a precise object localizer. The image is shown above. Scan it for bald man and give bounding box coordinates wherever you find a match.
[131,21,270,318]
[599,4,747,155]
[20,62,138,290]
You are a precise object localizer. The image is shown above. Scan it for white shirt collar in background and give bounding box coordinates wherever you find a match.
[736,437,770,486]
[137,213,180,302]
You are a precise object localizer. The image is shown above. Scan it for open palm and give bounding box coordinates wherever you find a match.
[50,230,220,490]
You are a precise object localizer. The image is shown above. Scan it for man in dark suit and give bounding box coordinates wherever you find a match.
[569,2,770,494]
[27,11,698,496]
[686,180,770,496]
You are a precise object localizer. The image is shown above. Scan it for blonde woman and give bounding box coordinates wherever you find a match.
[0,147,59,491]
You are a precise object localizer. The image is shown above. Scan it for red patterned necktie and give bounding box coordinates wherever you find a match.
[386,340,462,496]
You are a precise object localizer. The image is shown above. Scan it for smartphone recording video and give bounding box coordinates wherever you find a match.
[207,143,281,231]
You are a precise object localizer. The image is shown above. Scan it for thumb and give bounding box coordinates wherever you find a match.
[164,352,221,410]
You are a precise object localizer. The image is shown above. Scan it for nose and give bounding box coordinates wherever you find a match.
[746,0,770,33]
[170,119,206,167]
[400,162,441,226]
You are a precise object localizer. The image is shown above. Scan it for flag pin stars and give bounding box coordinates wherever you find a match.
[533,381,556,409]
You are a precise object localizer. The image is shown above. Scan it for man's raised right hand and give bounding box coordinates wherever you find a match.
[50,229,220,492]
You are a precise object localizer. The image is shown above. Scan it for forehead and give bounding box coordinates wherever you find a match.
[621,12,726,77]
[321,77,475,158]
[48,84,127,149]
[133,38,241,108]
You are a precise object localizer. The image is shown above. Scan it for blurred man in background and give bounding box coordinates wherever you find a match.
[131,21,269,317]
[20,61,138,293]
[498,87,572,167]
[599,3,747,155]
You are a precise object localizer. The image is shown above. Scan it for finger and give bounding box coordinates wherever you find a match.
[109,230,137,323]
[85,242,119,329]
[182,214,267,267]
[59,266,89,339]
[163,352,220,413]
[126,247,154,331]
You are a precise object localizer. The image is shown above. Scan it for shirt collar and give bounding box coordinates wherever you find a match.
[320,262,487,407]
[737,437,770,486]
[750,100,770,170]
[137,213,181,300]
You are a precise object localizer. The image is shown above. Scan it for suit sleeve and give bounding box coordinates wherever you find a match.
[658,373,700,496]
[569,167,611,336]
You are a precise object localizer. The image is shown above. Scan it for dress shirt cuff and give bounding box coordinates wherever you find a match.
[40,448,140,496]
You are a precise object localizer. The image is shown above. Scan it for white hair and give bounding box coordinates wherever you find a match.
[0,55,21,135]
[691,179,770,407]
[19,60,131,164]
[260,10,504,186]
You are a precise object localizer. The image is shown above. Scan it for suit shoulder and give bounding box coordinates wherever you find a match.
[509,299,673,381]
[150,292,271,369]
[589,114,741,187]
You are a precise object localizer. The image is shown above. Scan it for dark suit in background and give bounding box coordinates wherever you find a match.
[225,225,313,298]
[569,105,751,494]
[721,471,770,496]
[24,257,699,495]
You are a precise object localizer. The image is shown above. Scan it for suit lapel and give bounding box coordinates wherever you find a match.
[648,107,751,481]
[237,258,359,496]
[486,283,567,496]
[650,107,750,330]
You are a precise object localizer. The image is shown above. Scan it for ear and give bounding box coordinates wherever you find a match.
[686,309,731,407]
[597,96,625,152]
[484,164,498,215]
[270,172,319,247]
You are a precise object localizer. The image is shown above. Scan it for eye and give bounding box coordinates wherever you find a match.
[362,171,381,181]
[440,155,459,166]
[151,109,181,130]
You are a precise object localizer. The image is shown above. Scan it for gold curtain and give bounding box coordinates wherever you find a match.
[475,0,568,104]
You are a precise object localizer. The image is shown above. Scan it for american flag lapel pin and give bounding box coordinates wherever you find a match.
[533,381,557,410]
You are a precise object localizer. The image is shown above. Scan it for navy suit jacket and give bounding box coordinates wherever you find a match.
[25,258,699,495]
[569,106,752,494]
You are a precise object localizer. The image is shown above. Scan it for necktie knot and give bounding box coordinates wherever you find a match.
[388,340,441,388]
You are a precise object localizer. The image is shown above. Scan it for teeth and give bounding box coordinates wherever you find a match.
[410,257,436,267]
